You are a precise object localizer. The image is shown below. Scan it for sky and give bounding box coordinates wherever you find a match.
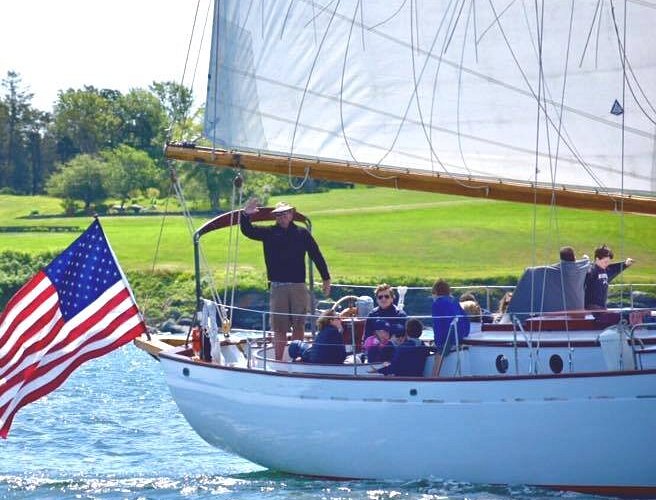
[0,0,212,111]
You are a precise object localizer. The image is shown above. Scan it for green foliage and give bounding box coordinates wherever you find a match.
[52,86,121,158]
[102,144,161,205]
[46,154,109,210]
[0,250,59,309]
[114,89,168,159]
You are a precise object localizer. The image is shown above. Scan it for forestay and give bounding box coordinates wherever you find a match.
[205,0,656,196]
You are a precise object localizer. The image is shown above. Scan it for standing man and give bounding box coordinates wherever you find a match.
[240,197,331,360]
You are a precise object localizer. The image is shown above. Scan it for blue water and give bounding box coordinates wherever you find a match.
[1,346,598,500]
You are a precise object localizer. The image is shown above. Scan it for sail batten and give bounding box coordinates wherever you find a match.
[201,1,655,204]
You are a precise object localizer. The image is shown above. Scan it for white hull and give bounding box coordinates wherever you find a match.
[159,349,656,493]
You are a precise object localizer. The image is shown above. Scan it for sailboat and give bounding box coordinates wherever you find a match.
[135,1,656,495]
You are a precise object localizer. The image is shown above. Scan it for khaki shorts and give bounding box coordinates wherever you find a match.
[269,282,310,333]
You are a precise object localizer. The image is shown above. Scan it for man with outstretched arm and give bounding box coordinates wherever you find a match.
[240,197,331,360]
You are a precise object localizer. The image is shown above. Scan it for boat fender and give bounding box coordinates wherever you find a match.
[191,326,202,358]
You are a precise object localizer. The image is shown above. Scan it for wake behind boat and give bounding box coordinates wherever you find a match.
[136,0,656,496]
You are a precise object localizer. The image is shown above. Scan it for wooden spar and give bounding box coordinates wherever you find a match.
[166,143,656,215]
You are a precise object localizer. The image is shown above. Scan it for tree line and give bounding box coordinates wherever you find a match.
[0,71,344,214]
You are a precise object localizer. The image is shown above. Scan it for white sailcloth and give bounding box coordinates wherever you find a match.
[205,0,656,195]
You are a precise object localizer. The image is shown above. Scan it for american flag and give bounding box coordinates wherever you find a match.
[0,219,146,438]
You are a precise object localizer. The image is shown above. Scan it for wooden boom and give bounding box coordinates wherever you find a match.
[166,143,656,215]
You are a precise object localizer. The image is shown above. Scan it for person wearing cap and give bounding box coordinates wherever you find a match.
[241,197,331,360]
[431,279,470,376]
[584,244,634,310]
[376,325,429,376]
[362,319,394,363]
[362,283,407,342]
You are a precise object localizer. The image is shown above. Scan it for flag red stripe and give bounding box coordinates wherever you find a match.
[0,302,61,379]
[0,308,144,435]
[0,273,53,347]
[0,317,65,398]
[0,291,135,401]
[0,324,144,438]
[47,287,130,353]
[32,303,141,379]
[0,271,47,331]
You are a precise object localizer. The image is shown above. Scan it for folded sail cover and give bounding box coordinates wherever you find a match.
[0,220,146,438]
[206,1,656,195]
[508,259,589,318]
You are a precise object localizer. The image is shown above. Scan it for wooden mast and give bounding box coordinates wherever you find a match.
[166,143,656,215]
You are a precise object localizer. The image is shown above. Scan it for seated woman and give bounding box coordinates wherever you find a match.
[363,283,407,341]
[363,320,395,363]
[494,291,513,323]
[288,310,347,364]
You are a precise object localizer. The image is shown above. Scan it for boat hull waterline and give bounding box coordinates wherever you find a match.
[159,350,656,495]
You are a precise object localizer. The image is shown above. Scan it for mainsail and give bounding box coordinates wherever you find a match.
[168,0,656,213]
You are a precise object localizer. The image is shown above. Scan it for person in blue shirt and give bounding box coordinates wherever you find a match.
[431,279,470,376]
[363,284,407,341]
[377,324,429,376]
[288,310,346,364]
[584,244,634,309]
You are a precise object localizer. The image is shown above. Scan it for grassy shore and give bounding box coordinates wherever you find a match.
[1,189,655,286]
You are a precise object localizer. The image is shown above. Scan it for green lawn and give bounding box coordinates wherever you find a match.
[1,189,655,286]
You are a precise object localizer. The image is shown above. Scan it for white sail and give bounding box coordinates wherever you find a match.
[205,0,656,195]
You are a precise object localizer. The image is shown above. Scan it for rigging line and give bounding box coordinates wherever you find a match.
[242,0,257,31]
[226,96,650,183]
[172,173,224,317]
[304,1,651,139]
[594,0,604,69]
[189,0,212,109]
[360,0,365,49]
[486,0,616,195]
[367,0,408,30]
[229,189,244,322]
[472,0,479,63]
[180,0,203,87]
[308,0,651,140]
[455,1,476,175]
[619,0,627,308]
[428,0,459,172]
[369,2,469,173]
[408,0,487,191]
[476,0,518,45]
[311,0,317,43]
[519,0,608,194]
[551,0,577,182]
[141,179,175,320]
[281,0,296,39]
[578,0,602,68]
[210,0,221,156]
[303,0,337,29]
[288,0,341,190]
[338,0,364,166]
[444,0,468,55]
[530,0,545,273]
[609,3,656,124]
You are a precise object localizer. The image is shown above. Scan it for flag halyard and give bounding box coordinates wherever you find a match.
[0,219,146,438]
